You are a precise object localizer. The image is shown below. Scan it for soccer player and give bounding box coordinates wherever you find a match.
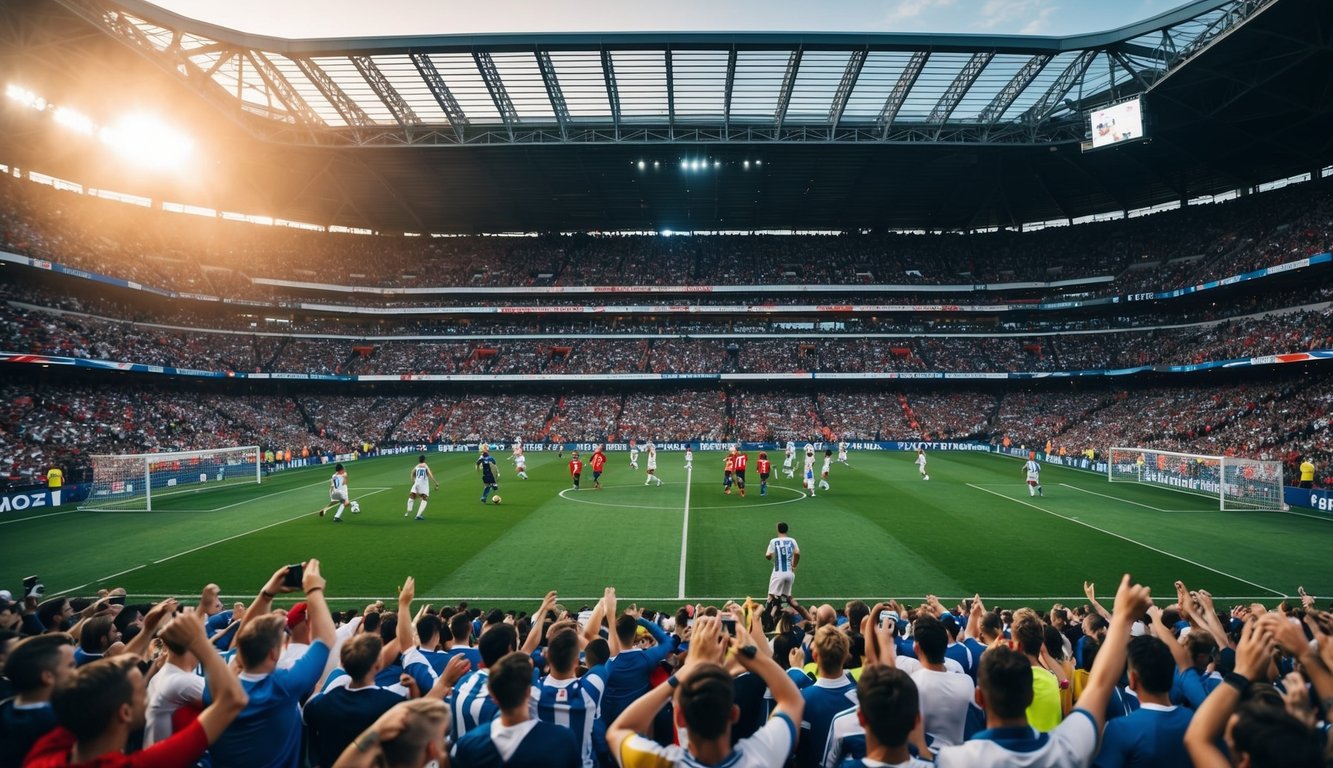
[733,448,748,497]
[1299,455,1315,489]
[628,440,639,470]
[723,452,736,494]
[819,449,832,492]
[1024,455,1043,497]
[783,441,797,478]
[803,445,817,496]
[476,448,500,504]
[405,455,439,521]
[766,522,799,603]
[568,451,582,489]
[318,463,352,522]
[590,446,607,490]
[643,443,662,486]
[512,443,528,480]
[914,447,928,480]
[837,441,848,464]
[683,445,693,469]
[757,451,772,496]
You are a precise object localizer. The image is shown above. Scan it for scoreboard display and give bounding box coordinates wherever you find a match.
[1088,97,1145,149]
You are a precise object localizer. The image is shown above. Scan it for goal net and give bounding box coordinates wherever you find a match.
[1108,447,1283,511]
[80,446,262,511]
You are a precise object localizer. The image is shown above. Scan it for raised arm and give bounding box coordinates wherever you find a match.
[1077,574,1152,734]
[521,591,558,655]
[604,588,621,657]
[1146,605,1191,671]
[733,613,804,726]
[965,594,984,641]
[1192,590,1236,650]
[123,598,177,659]
[582,588,612,645]
[1184,618,1275,768]
[305,559,335,648]
[1267,611,1333,707]
[1083,581,1113,622]
[161,607,248,743]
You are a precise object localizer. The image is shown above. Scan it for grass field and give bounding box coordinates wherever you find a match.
[3,450,1330,611]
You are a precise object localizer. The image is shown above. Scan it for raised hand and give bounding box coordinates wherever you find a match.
[304,559,327,595]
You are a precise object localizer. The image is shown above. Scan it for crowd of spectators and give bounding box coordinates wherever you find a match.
[1,564,1330,768]
[3,171,1332,301]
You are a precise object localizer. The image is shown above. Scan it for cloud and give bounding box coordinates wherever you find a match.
[975,0,1061,33]
[880,0,958,28]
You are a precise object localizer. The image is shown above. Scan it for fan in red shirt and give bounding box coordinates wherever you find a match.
[723,453,736,494]
[590,447,608,490]
[733,449,749,497]
[24,608,247,768]
[757,452,772,496]
[568,452,583,489]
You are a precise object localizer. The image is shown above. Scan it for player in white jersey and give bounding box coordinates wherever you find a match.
[512,444,528,480]
[803,445,817,496]
[819,449,832,491]
[317,463,352,521]
[1024,455,1044,496]
[643,443,663,486]
[837,441,848,464]
[405,455,439,520]
[783,441,797,478]
[628,440,640,470]
[683,445,693,469]
[765,521,800,601]
[916,447,928,479]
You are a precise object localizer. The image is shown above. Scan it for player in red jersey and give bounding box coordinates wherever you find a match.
[733,448,749,497]
[756,451,772,496]
[569,451,583,489]
[723,452,736,494]
[590,446,607,489]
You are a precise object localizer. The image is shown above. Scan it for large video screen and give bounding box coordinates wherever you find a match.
[1089,97,1144,149]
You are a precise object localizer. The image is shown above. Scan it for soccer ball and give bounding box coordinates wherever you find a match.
[349,500,361,513]
[491,494,502,505]
[923,475,930,481]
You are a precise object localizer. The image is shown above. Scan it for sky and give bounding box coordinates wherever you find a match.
[146,0,1191,39]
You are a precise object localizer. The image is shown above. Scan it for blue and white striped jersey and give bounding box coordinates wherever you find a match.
[529,666,607,768]
[767,536,799,572]
[450,668,499,742]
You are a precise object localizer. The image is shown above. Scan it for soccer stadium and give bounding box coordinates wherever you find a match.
[1,0,1332,765]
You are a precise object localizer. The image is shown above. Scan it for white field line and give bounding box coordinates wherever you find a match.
[0,509,82,526]
[678,464,693,600]
[966,483,1285,597]
[1058,483,1188,513]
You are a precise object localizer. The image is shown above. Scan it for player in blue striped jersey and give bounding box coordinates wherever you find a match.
[530,627,607,768]
[405,455,438,520]
[316,463,351,521]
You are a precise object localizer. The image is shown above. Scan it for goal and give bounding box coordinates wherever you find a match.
[80,446,262,511]
[1108,447,1283,511]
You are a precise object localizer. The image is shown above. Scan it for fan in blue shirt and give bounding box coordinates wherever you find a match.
[303,634,404,768]
[599,612,673,727]
[204,562,336,768]
[453,652,579,768]
[529,628,607,768]
[451,623,519,741]
[798,626,859,768]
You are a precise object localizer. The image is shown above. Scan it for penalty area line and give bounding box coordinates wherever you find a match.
[966,483,1286,597]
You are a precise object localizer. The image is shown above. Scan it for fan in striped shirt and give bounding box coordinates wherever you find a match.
[449,623,518,742]
[530,627,608,768]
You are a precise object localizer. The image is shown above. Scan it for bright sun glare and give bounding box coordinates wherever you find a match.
[99,113,194,172]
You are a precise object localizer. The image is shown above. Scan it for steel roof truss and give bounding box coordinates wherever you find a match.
[536,49,570,139]
[878,50,928,138]
[1022,49,1096,125]
[978,53,1051,127]
[723,48,737,129]
[351,55,422,130]
[600,49,621,138]
[474,51,517,140]
[827,47,867,135]
[410,52,468,140]
[928,50,994,133]
[247,51,325,126]
[293,56,375,128]
[772,48,803,132]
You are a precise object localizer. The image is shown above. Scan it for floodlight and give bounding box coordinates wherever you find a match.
[637,160,645,170]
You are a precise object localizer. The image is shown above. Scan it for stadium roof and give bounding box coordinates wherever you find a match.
[0,0,1330,232]
[42,0,1286,147]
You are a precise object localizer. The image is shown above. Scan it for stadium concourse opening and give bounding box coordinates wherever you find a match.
[2,0,1333,766]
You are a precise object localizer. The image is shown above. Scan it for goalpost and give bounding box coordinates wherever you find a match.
[1108,447,1284,511]
[80,446,262,511]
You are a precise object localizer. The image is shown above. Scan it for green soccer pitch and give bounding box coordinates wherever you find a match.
[3,450,1330,610]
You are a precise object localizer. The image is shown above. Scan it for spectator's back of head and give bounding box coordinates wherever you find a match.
[380,699,450,768]
[1230,701,1325,768]
[1126,636,1174,694]
[79,616,115,653]
[1011,609,1044,657]
[813,625,849,675]
[912,616,947,665]
[449,612,472,643]
[857,666,919,749]
[4,633,75,693]
[980,611,1003,641]
[488,652,534,711]
[978,646,1033,719]
[615,614,639,645]
[584,638,609,669]
[236,613,286,669]
[478,624,517,668]
[341,633,384,681]
[546,628,579,675]
[675,662,734,741]
[415,615,441,649]
[52,655,142,741]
